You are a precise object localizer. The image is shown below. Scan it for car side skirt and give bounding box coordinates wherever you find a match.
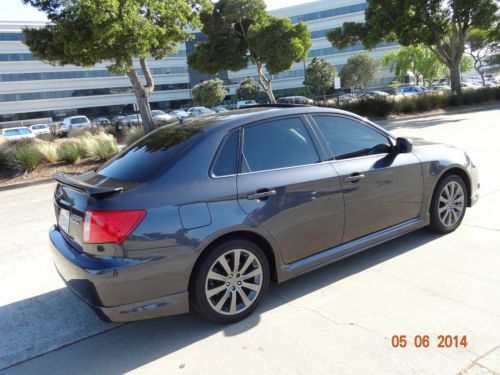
[278,215,430,283]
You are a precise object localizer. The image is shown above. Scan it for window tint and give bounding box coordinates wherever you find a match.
[19,128,31,135]
[313,115,391,160]
[213,131,239,176]
[97,121,216,182]
[5,129,19,136]
[243,117,319,172]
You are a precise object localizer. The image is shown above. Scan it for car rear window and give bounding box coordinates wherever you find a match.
[97,124,207,182]
[71,117,88,124]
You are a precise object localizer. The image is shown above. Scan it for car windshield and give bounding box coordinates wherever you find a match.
[70,117,88,124]
[32,125,47,129]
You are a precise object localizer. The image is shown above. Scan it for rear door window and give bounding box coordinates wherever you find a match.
[242,117,319,172]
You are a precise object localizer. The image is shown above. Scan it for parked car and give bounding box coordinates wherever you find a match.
[1,126,36,141]
[151,110,173,124]
[188,107,214,117]
[169,110,190,119]
[236,100,257,109]
[92,117,111,126]
[429,85,452,93]
[50,106,479,324]
[111,116,126,127]
[212,106,229,113]
[396,86,428,95]
[29,123,51,136]
[277,96,313,105]
[358,91,389,98]
[124,114,142,127]
[60,116,92,135]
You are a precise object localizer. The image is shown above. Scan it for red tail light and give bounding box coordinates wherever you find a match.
[83,210,146,244]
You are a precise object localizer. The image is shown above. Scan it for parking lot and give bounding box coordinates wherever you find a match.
[1,105,500,375]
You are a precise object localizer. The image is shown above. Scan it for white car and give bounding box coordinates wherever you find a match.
[236,100,257,109]
[151,110,172,124]
[29,124,51,136]
[60,115,91,134]
[1,127,36,141]
[187,107,214,117]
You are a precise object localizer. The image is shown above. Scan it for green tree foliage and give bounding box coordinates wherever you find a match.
[340,53,379,93]
[22,0,211,133]
[381,45,445,85]
[236,77,260,100]
[192,78,227,108]
[188,0,312,103]
[327,0,499,95]
[304,57,336,100]
[465,28,500,86]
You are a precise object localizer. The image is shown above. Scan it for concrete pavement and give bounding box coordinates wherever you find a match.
[1,106,500,374]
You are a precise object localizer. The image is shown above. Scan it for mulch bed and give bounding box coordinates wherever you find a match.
[0,159,103,188]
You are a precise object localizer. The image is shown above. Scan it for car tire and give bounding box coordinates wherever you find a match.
[191,239,270,324]
[429,174,467,233]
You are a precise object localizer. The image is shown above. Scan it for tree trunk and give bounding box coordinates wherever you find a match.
[256,62,276,103]
[449,61,462,95]
[125,58,155,133]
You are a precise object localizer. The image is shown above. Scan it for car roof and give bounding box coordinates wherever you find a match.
[164,106,383,137]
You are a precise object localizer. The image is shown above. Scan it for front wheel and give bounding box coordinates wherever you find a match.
[429,174,467,233]
[191,240,270,324]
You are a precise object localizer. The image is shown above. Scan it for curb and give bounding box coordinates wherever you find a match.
[0,177,55,192]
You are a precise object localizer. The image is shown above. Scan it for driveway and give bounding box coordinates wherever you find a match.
[1,106,500,374]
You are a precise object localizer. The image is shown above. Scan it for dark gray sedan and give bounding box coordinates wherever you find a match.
[50,106,479,323]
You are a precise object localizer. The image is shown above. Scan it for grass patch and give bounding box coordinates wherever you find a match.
[125,126,145,146]
[4,140,44,172]
[57,139,87,164]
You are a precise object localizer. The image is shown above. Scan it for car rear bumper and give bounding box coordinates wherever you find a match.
[49,225,189,322]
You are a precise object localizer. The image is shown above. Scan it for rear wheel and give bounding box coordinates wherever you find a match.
[429,174,467,233]
[191,240,270,324]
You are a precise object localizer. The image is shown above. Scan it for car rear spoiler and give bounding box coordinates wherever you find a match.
[53,173,123,198]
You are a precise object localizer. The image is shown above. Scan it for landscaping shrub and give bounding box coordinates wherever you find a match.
[37,141,59,163]
[5,140,44,172]
[87,133,118,161]
[125,126,145,146]
[57,139,87,164]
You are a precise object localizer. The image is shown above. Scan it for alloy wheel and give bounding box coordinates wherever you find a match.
[438,181,465,227]
[205,249,263,316]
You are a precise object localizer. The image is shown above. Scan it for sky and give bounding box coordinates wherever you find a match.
[2,0,316,22]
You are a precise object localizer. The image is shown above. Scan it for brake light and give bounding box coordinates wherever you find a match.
[83,210,146,244]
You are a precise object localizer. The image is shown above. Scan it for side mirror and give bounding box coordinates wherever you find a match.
[395,137,413,153]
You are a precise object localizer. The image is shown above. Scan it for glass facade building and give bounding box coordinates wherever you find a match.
[0,0,399,123]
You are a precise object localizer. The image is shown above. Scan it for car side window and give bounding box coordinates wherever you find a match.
[242,117,319,172]
[312,115,392,160]
[212,131,239,177]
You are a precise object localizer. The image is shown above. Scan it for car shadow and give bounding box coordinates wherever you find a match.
[4,229,441,374]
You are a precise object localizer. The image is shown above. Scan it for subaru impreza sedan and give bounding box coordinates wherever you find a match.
[50,106,479,324]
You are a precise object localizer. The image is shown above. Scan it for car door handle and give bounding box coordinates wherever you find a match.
[247,189,276,200]
[343,173,365,183]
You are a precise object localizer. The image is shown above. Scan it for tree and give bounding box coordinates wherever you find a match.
[340,53,379,93]
[22,0,210,133]
[236,77,260,100]
[465,28,500,86]
[381,45,445,85]
[192,78,227,108]
[188,0,311,103]
[327,0,499,95]
[304,57,336,100]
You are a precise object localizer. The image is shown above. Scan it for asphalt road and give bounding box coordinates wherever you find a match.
[1,106,500,374]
